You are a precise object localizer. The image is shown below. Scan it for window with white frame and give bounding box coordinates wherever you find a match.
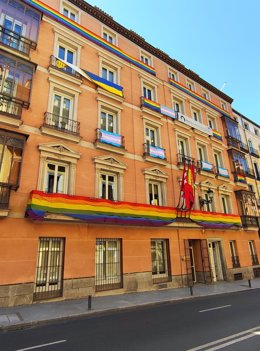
[44,161,69,194]
[168,69,178,81]
[220,100,227,111]
[201,189,215,212]
[229,240,239,267]
[151,239,170,282]
[145,125,159,147]
[207,115,217,130]
[248,240,256,257]
[173,97,184,113]
[191,107,202,123]
[51,91,74,129]
[101,63,117,83]
[100,108,117,133]
[57,43,76,69]
[62,6,78,21]
[197,143,207,161]
[99,172,117,201]
[254,128,259,136]
[140,51,152,66]
[187,79,195,91]
[244,122,249,131]
[202,88,210,100]
[143,82,155,101]
[220,194,232,214]
[178,137,189,156]
[213,150,224,169]
[149,181,163,206]
[102,28,117,45]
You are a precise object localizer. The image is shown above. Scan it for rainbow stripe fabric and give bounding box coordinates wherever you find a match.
[169,79,231,117]
[142,98,161,112]
[237,174,246,183]
[24,0,155,75]
[26,191,242,229]
[212,129,223,140]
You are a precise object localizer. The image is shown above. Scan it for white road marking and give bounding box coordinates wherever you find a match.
[16,340,67,351]
[202,332,259,351]
[198,305,232,313]
[185,326,260,351]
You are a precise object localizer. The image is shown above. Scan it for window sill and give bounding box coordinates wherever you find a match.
[0,114,23,128]
[143,155,167,166]
[95,140,126,155]
[97,87,124,103]
[0,209,9,217]
[48,66,83,86]
[41,126,81,143]
[141,106,162,120]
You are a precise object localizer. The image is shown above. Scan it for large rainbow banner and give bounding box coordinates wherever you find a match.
[24,0,155,75]
[26,191,242,229]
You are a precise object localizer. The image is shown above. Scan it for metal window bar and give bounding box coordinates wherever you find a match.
[0,96,23,119]
[151,239,171,283]
[95,238,122,292]
[197,160,216,174]
[0,25,36,55]
[96,128,125,148]
[43,112,80,135]
[50,55,82,79]
[177,153,195,166]
[33,237,65,301]
[0,183,11,209]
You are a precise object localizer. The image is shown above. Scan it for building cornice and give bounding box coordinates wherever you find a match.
[69,0,233,103]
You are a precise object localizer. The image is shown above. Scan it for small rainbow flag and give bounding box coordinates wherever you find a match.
[237,174,246,183]
[142,98,161,112]
[212,129,223,140]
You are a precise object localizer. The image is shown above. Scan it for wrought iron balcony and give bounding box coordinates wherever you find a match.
[177,153,195,166]
[50,56,82,79]
[249,147,260,158]
[0,183,11,209]
[231,255,240,268]
[144,143,166,160]
[252,254,259,266]
[0,25,36,55]
[43,112,80,135]
[197,160,216,174]
[0,96,23,119]
[226,135,241,149]
[241,215,259,228]
[96,128,125,148]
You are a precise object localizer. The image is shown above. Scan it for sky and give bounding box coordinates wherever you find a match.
[87,0,260,124]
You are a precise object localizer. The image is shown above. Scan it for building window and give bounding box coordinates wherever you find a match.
[145,125,159,147]
[149,181,163,206]
[173,97,184,113]
[220,194,231,214]
[187,79,195,91]
[57,43,76,75]
[100,109,117,133]
[169,69,178,81]
[151,239,170,283]
[202,89,210,100]
[178,137,189,156]
[254,128,259,136]
[143,82,155,101]
[244,122,249,131]
[99,172,117,201]
[229,240,240,268]
[102,28,117,45]
[213,150,224,168]
[44,162,68,194]
[200,189,215,212]
[95,238,122,291]
[207,116,217,130]
[191,107,202,123]
[34,237,65,301]
[197,144,207,161]
[101,64,117,83]
[62,7,77,21]
[249,241,258,265]
[50,92,74,130]
[140,51,152,66]
[221,101,227,111]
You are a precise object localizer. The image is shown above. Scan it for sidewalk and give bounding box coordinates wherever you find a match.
[1,279,259,331]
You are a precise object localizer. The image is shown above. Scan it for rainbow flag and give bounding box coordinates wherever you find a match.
[237,174,246,183]
[24,0,156,76]
[142,98,161,112]
[212,129,223,140]
[26,191,242,229]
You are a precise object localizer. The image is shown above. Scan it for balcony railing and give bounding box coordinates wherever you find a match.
[50,56,82,79]
[43,112,80,135]
[249,147,260,158]
[177,153,195,166]
[144,143,166,160]
[232,255,240,268]
[216,166,229,178]
[0,96,23,119]
[0,25,36,55]
[197,160,216,174]
[245,168,256,179]
[0,183,11,209]
[96,128,125,148]
[226,135,241,149]
[252,254,259,266]
[241,215,259,228]
[240,142,249,153]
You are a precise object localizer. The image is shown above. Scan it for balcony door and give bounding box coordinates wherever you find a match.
[52,93,73,130]
[2,15,25,50]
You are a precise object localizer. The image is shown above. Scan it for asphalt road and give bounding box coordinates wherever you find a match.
[1,289,260,351]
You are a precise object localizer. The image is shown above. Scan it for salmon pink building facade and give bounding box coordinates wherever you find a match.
[0,0,260,306]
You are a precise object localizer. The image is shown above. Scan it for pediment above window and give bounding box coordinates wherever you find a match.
[94,154,127,171]
[38,142,81,160]
[143,166,168,181]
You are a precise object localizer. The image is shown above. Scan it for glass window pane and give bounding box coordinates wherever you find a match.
[67,50,74,64]
[58,46,65,60]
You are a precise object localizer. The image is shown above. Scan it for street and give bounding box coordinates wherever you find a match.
[1,289,260,351]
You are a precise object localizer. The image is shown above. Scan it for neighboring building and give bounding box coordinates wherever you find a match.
[0,0,259,306]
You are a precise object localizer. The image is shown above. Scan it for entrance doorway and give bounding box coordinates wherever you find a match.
[208,241,224,282]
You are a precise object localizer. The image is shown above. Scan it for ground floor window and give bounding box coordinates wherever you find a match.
[34,237,65,301]
[95,238,122,291]
[151,239,170,283]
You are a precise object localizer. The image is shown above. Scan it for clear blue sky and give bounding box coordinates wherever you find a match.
[87,0,260,124]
